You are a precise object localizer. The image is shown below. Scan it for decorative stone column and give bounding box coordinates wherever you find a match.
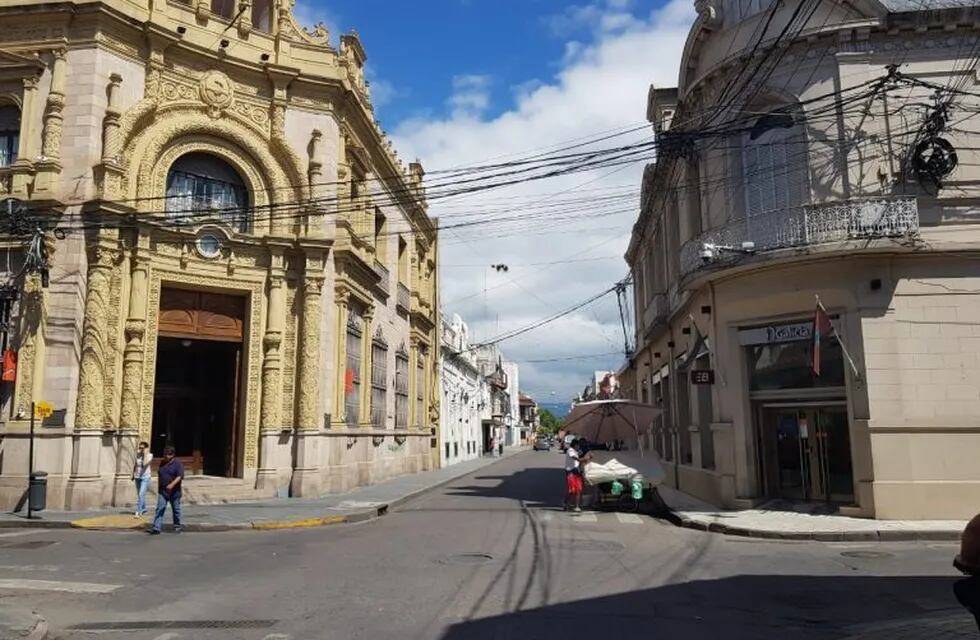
[114,250,149,500]
[41,49,66,160]
[101,74,123,164]
[12,273,43,420]
[257,249,287,493]
[331,287,349,428]
[291,257,325,496]
[237,0,253,37]
[35,48,66,194]
[359,305,374,428]
[66,245,117,510]
[10,76,39,196]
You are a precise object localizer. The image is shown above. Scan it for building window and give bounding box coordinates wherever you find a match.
[397,236,409,284]
[166,153,250,233]
[395,345,409,429]
[743,111,809,220]
[0,105,20,167]
[370,328,388,429]
[211,0,235,18]
[374,209,387,263]
[344,307,363,427]
[252,0,272,31]
[416,347,427,427]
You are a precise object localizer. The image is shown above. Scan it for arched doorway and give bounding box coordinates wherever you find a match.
[151,287,247,477]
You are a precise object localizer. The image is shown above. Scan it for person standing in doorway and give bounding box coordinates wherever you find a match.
[150,446,184,535]
[132,441,152,517]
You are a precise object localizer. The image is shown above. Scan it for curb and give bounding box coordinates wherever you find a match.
[675,514,963,542]
[0,451,527,533]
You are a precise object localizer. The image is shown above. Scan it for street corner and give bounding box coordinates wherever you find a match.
[250,514,351,531]
[70,514,148,531]
[0,605,47,640]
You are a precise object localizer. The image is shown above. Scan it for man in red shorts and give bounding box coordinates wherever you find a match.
[564,439,590,512]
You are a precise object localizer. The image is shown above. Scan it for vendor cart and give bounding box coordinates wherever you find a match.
[562,400,665,512]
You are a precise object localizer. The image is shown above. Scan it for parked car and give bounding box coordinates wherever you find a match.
[533,437,551,451]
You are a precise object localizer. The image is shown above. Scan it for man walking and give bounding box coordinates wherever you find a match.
[150,446,184,535]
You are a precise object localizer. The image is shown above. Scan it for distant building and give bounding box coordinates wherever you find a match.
[518,394,538,441]
[440,315,484,466]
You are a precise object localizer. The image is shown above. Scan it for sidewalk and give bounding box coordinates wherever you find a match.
[0,448,528,533]
[657,486,968,542]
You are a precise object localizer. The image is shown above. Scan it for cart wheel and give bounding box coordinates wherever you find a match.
[619,494,639,513]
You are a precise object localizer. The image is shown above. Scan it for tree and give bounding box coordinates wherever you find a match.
[538,408,562,434]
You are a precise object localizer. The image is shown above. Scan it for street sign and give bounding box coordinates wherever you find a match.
[690,370,715,385]
[34,401,53,419]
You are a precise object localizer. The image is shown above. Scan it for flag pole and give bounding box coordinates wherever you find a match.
[816,296,861,379]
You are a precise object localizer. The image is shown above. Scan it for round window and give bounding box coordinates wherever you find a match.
[195,234,223,259]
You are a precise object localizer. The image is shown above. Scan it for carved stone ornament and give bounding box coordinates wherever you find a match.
[199,70,235,116]
[694,0,722,28]
[372,435,385,447]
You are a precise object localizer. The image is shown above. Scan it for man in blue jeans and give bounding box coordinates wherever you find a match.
[150,446,184,535]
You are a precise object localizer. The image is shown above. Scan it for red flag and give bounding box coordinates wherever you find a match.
[344,368,355,396]
[1,350,16,382]
[812,302,833,376]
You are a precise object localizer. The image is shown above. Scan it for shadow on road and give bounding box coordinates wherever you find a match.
[438,574,972,639]
[447,466,679,523]
[447,467,561,509]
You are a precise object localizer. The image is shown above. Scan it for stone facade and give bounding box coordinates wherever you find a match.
[627,0,980,520]
[0,0,439,510]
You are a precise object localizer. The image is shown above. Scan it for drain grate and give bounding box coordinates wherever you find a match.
[69,620,277,630]
[0,541,56,550]
[441,553,495,566]
[840,550,894,559]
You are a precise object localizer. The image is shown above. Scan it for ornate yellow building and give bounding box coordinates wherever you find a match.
[0,0,440,510]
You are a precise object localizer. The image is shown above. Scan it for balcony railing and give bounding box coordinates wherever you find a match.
[396,282,410,313]
[679,196,919,278]
[374,261,390,295]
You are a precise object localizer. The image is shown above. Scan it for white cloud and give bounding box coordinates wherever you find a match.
[393,0,695,400]
[448,74,493,118]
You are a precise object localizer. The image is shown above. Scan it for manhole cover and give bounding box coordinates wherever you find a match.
[69,620,277,630]
[441,553,495,566]
[552,540,625,553]
[840,551,894,559]
[0,541,56,550]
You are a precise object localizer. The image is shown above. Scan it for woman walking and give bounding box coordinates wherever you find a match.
[133,441,152,517]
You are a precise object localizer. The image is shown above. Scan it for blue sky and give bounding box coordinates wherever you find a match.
[304,0,671,124]
[294,0,695,399]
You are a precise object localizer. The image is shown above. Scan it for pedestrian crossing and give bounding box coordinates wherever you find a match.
[535,510,658,526]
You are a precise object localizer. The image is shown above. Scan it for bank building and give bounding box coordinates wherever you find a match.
[0,0,440,510]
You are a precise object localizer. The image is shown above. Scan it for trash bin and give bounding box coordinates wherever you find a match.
[28,471,47,512]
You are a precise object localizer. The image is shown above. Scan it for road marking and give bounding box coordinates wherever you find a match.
[0,578,122,593]
[262,635,292,640]
[151,634,182,640]
[0,531,38,538]
[0,565,61,572]
[615,513,643,524]
[572,513,597,523]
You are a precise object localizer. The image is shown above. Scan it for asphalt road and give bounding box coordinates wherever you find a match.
[0,451,972,640]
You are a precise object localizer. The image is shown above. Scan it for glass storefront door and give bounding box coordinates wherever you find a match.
[758,405,854,504]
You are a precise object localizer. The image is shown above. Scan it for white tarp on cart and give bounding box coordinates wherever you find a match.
[584,451,667,487]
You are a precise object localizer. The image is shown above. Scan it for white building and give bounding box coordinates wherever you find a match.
[502,362,520,446]
[439,315,484,466]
